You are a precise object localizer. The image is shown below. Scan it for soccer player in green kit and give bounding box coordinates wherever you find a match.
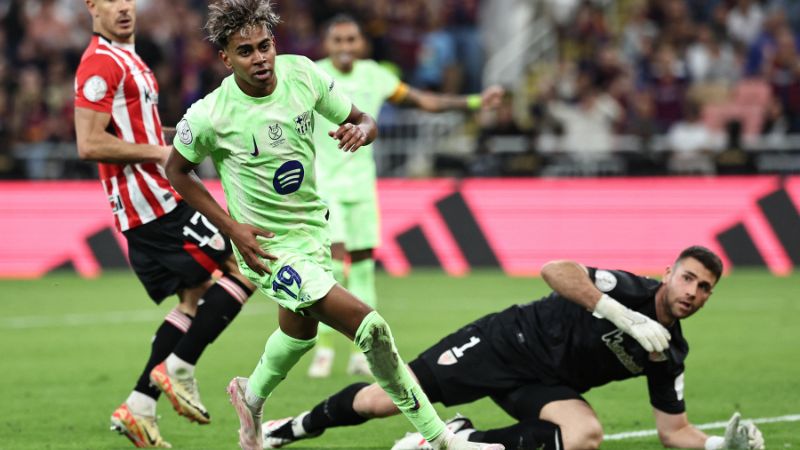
[164,1,504,450]
[310,15,505,378]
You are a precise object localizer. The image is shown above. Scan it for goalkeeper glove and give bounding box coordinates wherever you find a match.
[705,412,765,449]
[593,294,671,352]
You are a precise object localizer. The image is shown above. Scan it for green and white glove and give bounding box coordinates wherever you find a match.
[705,412,765,450]
[593,294,671,352]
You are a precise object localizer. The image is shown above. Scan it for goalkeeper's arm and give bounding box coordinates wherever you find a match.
[540,260,671,352]
[654,409,765,449]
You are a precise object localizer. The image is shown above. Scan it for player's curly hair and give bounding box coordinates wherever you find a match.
[205,0,281,49]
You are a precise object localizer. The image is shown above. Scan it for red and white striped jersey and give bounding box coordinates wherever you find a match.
[75,34,181,232]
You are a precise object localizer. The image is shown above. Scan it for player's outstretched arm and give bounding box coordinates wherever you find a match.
[541,260,671,352]
[328,104,377,152]
[397,84,505,112]
[654,409,765,449]
[165,149,277,275]
[74,107,170,165]
[654,408,711,448]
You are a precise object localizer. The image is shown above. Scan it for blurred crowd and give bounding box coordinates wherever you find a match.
[471,0,800,176]
[0,0,482,178]
[0,0,799,179]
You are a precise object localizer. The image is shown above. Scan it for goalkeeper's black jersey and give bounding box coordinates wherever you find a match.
[472,267,688,413]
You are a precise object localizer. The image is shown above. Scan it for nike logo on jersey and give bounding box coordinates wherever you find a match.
[251,135,260,157]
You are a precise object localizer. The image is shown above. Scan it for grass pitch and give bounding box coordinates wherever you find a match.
[1,270,798,449]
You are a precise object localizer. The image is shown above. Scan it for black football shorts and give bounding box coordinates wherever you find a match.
[123,202,233,303]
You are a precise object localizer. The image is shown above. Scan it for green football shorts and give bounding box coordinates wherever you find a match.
[237,241,337,313]
[326,195,380,251]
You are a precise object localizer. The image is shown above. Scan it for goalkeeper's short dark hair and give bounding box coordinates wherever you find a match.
[676,246,723,282]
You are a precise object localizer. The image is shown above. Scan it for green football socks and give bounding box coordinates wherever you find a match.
[354,311,445,441]
[246,328,317,401]
[348,258,376,309]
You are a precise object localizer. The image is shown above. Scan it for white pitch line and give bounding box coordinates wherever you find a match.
[1,303,273,330]
[605,413,800,440]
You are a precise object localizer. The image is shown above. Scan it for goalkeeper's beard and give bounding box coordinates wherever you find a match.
[658,286,679,325]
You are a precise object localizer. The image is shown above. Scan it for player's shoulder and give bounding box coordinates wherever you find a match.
[590,267,660,303]
[77,48,126,76]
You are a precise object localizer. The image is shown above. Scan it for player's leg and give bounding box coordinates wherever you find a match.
[539,399,603,450]
[343,195,380,375]
[466,384,596,450]
[231,306,319,450]
[166,256,254,374]
[345,248,376,376]
[307,286,503,450]
[308,197,348,378]
[142,205,256,423]
[110,239,189,448]
[344,195,379,312]
[262,370,414,447]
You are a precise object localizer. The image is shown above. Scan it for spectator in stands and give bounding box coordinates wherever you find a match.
[0,76,14,178]
[686,25,740,85]
[657,0,696,52]
[762,26,800,132]
[645,44,689,133]
[760,96,789,148]
[473,93,538,176]
[621,1,658,68]
[768,0,800,32]
[716,120,754,174]
[413,8,460,93]
[725,0,765,48]
[665,101,723,174]
[440,0,484,93]
[743,7,795,76]
[546,77,623,160]
[281,8,323,60]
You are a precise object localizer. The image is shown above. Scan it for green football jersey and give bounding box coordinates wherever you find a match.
[314,58,400,201]
[173,54,352,249]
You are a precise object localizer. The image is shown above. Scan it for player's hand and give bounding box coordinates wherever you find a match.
[226,222,278,276]
[157,145,172,167]
[329,123,367,153]
[593,294,671,352]
[723,412,765,450]
[480,85,505,109]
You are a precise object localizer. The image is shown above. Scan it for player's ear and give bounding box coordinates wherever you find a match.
[219,49,232,70]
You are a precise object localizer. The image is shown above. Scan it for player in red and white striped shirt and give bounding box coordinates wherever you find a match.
[74,1,257,447]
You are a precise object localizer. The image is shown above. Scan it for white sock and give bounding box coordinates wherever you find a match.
[244,383,266,411]
[293,411,310,437]
[126,391,157,417]
[165,353,195,379]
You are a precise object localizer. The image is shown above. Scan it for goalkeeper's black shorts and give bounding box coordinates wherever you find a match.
[409,323,585,416]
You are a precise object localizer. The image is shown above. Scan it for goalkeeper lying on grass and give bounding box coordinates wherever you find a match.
[261,245,764,450]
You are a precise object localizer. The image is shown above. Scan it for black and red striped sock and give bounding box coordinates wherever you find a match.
[172,274,253,365]
[133,307,192,399]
